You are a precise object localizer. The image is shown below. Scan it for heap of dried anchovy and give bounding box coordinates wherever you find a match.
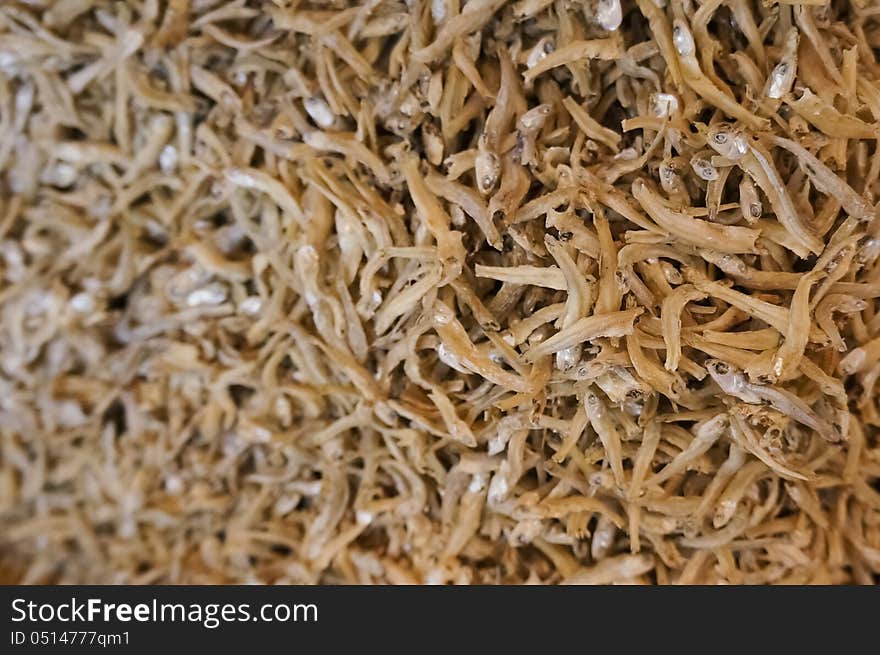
[1,0,880,584]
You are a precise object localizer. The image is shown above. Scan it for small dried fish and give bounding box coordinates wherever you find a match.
[1,0,876,588]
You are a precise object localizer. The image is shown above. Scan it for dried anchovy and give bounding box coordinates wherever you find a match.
[0,1,879,586]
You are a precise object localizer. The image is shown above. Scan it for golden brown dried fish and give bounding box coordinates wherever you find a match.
[1,0,877,588]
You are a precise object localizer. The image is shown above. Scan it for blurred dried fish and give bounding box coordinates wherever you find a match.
[0,0,879,586]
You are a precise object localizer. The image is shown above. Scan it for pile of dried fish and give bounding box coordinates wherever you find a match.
[1,0,880,584]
